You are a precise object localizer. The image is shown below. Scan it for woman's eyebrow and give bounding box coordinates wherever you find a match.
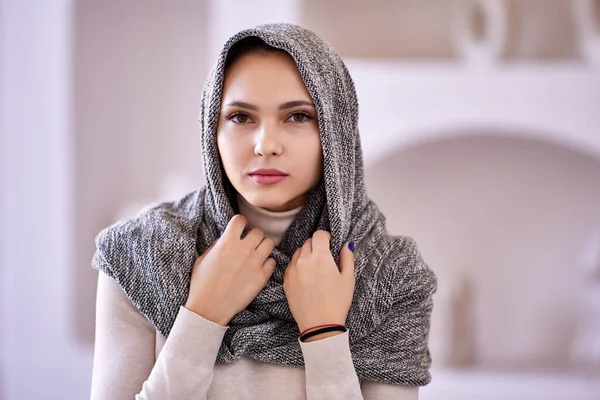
[279,100,314,110]
[223,101,258,110]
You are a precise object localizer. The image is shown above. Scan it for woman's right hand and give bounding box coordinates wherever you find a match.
[184,214,276,326]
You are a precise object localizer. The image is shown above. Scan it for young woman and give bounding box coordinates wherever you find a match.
[90,23,436,399]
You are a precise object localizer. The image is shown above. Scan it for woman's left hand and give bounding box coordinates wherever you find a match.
[283,230,355,335]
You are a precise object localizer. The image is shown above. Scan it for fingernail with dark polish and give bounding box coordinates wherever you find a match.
[348,241,354,253]
[216,231,221,240]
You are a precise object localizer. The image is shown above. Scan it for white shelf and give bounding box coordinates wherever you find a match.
[346,61,600,165]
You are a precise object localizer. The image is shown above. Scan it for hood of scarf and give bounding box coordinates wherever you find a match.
[200,23,364,260]
[93,23,436,386]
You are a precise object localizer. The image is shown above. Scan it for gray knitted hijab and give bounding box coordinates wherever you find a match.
[93,23,436,386]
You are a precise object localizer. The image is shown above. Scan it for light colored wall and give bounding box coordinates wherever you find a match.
[301,0,578,60]
[0,1,90,399]
[73,0,208,344]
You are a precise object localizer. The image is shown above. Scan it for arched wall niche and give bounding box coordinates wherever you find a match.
[365,131,600,371]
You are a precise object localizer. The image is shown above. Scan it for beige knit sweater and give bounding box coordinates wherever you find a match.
[90,197,419,399]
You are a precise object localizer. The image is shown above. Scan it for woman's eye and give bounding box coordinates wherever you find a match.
[288,112,312,123]
[226,113,251,124]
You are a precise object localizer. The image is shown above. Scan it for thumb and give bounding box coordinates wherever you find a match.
[195,239,217,265]
[289,247,301,267]
[284,247,301,282]
[261,258,277,283]
[339,241,355,279]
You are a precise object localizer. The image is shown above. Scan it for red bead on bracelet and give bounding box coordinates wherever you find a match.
[299,324,346,337]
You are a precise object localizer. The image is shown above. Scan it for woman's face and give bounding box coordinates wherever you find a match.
[217,51,323,212]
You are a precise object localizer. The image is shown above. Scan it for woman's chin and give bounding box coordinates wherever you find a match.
[242,194,295,212]
[254,200,291,212]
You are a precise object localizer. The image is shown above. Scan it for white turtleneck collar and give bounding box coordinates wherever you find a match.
[236,194,303,246]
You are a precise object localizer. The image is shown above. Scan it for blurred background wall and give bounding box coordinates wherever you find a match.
[1,0,600,399]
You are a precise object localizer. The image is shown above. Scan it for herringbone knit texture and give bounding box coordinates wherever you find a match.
[92,23,436,386]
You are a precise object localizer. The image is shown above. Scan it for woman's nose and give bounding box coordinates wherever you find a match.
[254,122,283,157]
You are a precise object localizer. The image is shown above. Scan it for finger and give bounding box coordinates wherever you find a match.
[261,257,277,282]
[194,240,217,266]
[312,230,331,254]
[244,227,265,249]
[339,241,355,279]
[223,214,248,239]
[254,236,275,261]
[290,247,302,266]
[301,238,313,256]
[206,239,218,253]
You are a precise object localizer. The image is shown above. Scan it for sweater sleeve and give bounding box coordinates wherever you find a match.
[299,331,362,399]
[299,331,419,400]
[90,272,227,400]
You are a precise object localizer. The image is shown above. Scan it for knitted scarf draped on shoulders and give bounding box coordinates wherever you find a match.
[92,23,437,386]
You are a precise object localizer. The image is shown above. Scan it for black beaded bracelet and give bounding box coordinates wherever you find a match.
[299,325,347,342]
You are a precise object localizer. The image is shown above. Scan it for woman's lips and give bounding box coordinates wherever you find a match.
[249,174,288,185]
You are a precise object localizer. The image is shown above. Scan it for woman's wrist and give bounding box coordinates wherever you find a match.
[302,330,344,342]
[299,323,347,342]
[298,320,346,334]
